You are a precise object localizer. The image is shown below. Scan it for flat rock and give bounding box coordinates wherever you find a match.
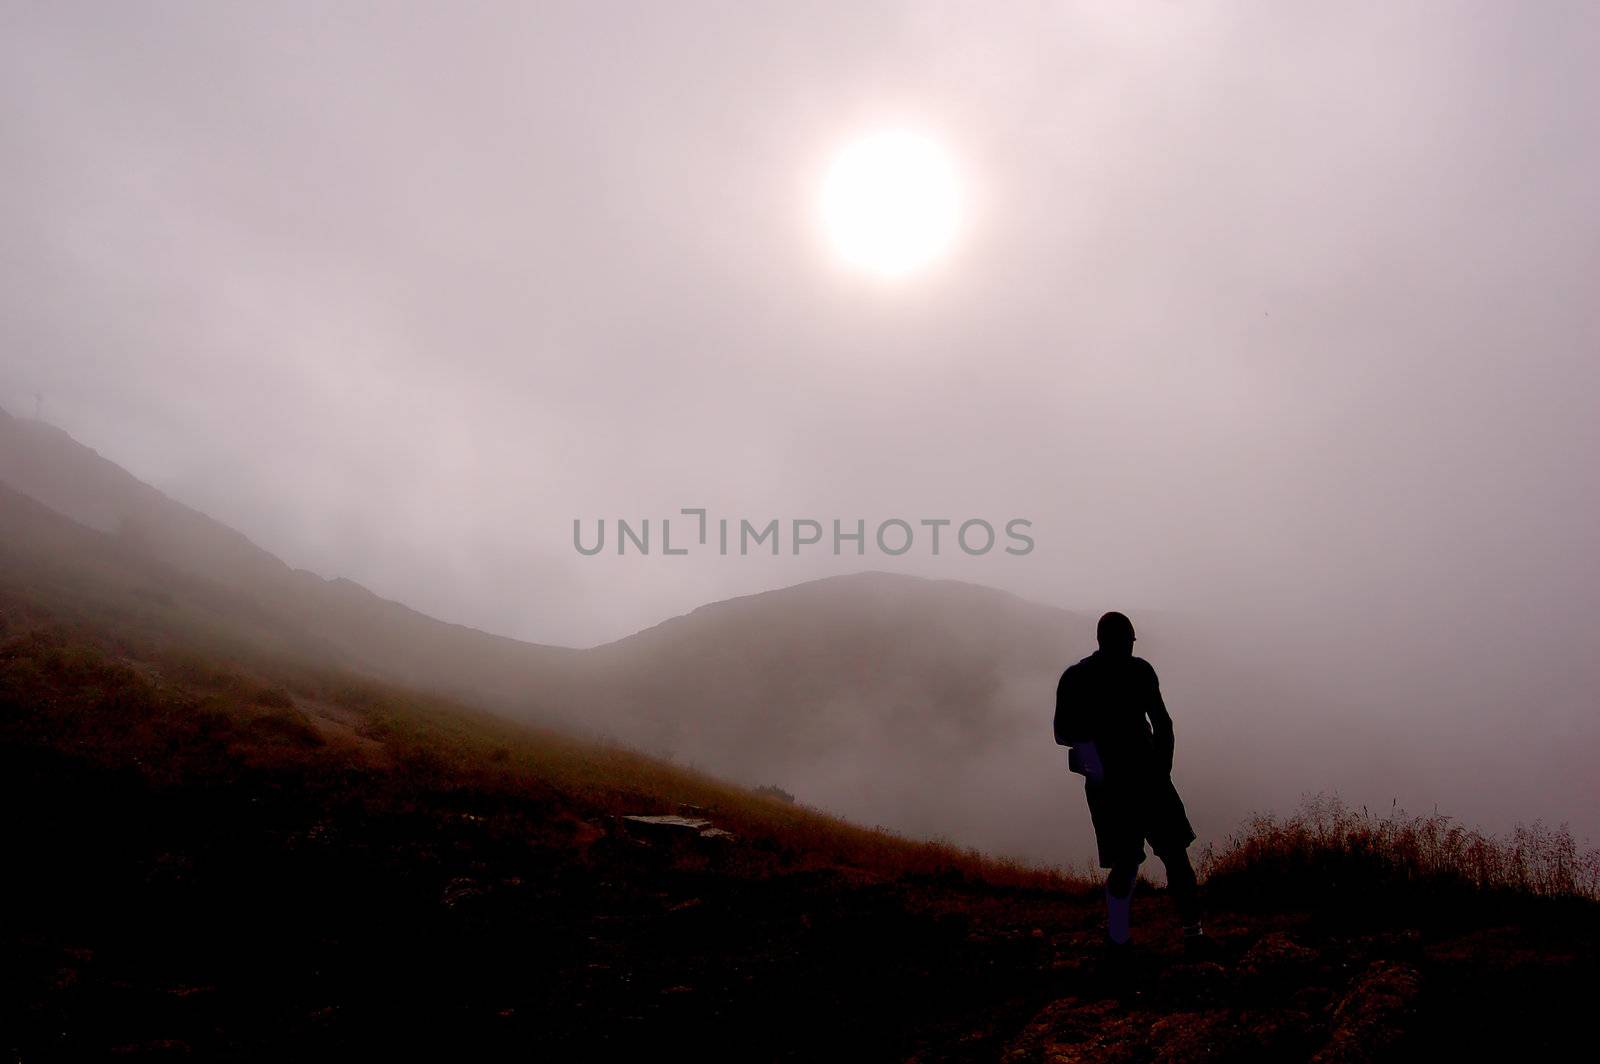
[622,815,712,830]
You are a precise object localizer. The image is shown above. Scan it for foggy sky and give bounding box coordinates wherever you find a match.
[4,3,1599,835]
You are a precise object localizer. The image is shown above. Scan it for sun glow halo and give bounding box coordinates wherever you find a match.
[820,130,962,279]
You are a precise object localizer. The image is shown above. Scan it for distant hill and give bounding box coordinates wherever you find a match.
[570,571,1087,851]
[564,568,1375,863]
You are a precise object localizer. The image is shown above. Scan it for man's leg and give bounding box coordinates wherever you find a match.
[1156,847,1209,947]
[1156,849,1199,925]
[1146,776,1204,943]
[1088,779,1143,946]
[1104,862,1139,945]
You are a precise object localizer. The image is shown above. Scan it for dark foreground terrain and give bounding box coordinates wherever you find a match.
[3,616,1597,1062]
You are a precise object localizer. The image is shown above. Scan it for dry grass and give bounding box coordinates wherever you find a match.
[1199,792,1600,902]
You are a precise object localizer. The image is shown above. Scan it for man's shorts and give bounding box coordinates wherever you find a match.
[1085,773,1197,869]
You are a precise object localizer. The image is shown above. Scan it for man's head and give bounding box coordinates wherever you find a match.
[1096,611,1136,656]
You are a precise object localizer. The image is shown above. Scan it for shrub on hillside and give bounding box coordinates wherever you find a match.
[1199,792,1600,903]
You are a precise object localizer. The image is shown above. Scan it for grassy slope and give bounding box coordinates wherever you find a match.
[2,483,1598,1060]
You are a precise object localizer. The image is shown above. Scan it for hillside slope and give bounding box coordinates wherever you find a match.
[0,409,576,711]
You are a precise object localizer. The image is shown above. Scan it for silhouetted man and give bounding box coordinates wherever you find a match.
[1054,611,1209,954]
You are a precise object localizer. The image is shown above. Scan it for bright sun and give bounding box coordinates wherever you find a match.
[821,130,962,279]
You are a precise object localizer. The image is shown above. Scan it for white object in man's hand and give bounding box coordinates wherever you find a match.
[1067,740,1105,783]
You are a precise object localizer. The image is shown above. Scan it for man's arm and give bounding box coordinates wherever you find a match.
[1053,668,1082,746]
[1144,660,1175,776]
[1055,667,1106,782]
